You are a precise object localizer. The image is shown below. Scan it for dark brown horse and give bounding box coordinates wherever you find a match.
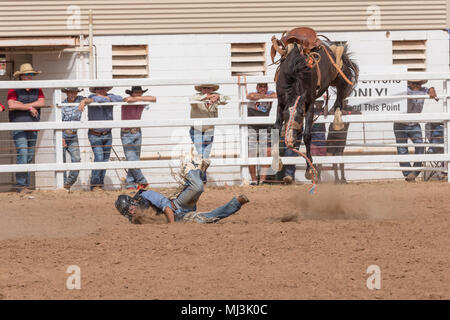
[271,27,359,180]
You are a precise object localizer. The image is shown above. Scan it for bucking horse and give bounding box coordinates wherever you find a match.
[271,27,359,181]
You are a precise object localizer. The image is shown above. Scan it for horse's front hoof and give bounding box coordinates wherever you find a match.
[304,168,313,181]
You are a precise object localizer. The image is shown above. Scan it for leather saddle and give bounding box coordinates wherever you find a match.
[281,27,321,52]
[271,27,322,63]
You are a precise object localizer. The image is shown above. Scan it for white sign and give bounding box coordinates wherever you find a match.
[347,79,407,113]
[326,66,408,114]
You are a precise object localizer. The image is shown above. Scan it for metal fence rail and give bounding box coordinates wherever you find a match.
[0,72,449,189]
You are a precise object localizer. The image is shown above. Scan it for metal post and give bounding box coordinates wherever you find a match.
[89,10,94,80]
[54,89,64,189]
[444,79,449,182]
[239,79,250,183]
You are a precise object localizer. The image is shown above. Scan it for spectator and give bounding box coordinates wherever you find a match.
[8,63,46,193]
[310,99,327,183]
[427,122,444,155]
[394,80,437,182]
[61,87,84,190]
[246,83,277,185]
[0,102,5,112]
[121,86,156,190]
[326,104,361,183]
[78,87,122,190]
[189,84,230,182]
[425,121,445,180]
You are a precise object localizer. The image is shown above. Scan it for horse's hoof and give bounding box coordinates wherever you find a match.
[340,179,348,184]
[304,169,313,181]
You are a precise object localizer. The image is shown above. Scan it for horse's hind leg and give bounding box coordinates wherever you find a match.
[339,163,347,183]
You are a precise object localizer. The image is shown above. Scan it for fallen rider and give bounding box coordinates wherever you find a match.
[115,158,250,224]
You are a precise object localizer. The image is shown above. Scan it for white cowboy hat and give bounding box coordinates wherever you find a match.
[89,87,113,93]
[408,80,428,85]
[62,87,83,94]
[194,84,219,92]
[13,63,42,78]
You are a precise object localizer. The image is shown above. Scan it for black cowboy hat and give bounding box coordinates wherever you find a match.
[125,86,148,95]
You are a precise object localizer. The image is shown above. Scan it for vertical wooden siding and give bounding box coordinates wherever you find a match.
[0,0,447,37]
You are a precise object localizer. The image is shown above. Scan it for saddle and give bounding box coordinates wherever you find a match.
[271,27,322,63]
[281,27,321,53]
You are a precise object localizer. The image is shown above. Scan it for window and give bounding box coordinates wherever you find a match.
[231,43,266,76]
[392,40,426,72]
[112,45,148,78]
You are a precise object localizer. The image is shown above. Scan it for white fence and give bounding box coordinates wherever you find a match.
[0,72,449,190]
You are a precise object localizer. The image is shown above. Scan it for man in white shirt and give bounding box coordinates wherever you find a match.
[189,84,230,182]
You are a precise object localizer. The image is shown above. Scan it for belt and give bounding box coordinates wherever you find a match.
[170,200,177,211]
[89,129,111,136]
[121,128,140,134]
[63,129,77,135]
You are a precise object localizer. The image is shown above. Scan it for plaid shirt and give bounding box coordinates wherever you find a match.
[62,96,84,122]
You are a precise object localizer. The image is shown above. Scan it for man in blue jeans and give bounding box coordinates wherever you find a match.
[121,86,156,190]
[79,87,123,190]
[61,87,85,189]
[394,80,437,182]
[7,63,46,193]
[115,159,250,224]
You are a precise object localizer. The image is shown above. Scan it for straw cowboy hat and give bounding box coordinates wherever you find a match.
[194,84,219,92]
[13,63,42,78]
[62,87,83,94]
[125,86,148,95]
[89,87,113,93]
[408,80,428,85]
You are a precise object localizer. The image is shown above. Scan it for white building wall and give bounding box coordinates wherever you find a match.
[26,29,450,189]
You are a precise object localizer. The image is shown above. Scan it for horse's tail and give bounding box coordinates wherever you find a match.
[340,46,359,98]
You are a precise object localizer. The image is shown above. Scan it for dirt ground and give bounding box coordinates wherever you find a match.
[0,181,448,300]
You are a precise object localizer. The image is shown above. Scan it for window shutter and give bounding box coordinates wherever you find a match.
[112,45,148,78]
[231,43,266,76]
[392,40,426,72]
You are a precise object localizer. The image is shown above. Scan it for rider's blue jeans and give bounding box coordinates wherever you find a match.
[173,169,242,223]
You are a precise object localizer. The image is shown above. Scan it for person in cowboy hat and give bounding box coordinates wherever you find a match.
[189,84,230,182]
[115,157,249,224]
[120,86,157,190]
[7,63,46,193]
[60,88,85,190]
[246,83,277,185]
[394,80,438,182]
[78,87,123,191]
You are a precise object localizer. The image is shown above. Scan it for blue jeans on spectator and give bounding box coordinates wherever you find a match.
[12,130,38,189]
[189,127,214,182]
[394,123,424,178]
[173,169,241,223]
[428,123,444,154]
[121,130,148,189]
[189,127,214,158]
[88,131,112,189]
[281,132,302,179]
[63,132,81,186]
